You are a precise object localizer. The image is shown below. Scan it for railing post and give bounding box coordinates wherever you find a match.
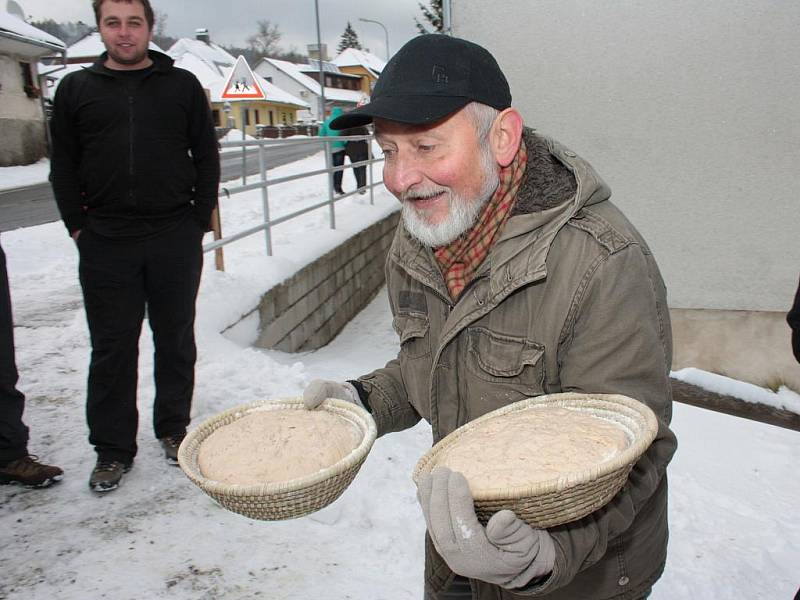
[210,206,225,271]
[258,142,272,256]
[367,135,375,206]
[324,138,336,229]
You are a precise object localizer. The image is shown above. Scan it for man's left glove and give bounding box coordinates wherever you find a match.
[303,379,361,410]
[417,466,555,589]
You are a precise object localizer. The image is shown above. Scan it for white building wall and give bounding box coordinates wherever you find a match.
[254,62,318,122]
[0,54,46,165]
[0,55,40,120]
[451,0,800,312]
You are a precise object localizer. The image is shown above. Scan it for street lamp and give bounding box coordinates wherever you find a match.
[358,17,389,61]
[314,0,326,121]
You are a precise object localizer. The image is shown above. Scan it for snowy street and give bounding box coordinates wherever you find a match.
[0,151,798,599]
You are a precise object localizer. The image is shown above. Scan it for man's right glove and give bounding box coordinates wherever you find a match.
[417,466,555,589]
[303,379,362,410]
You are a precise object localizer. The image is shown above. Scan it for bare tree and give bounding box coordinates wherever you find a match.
[151,9,176,50]
[247,20,282,59]
[154,9,168,38]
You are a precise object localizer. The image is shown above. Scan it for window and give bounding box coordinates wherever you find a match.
[269,111,274,126]
[19,62,39,99]
[244,109,250,126]
[254,109,260,124]
[212,109,220,126]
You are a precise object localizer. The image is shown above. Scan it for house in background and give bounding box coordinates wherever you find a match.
[0,8,65,165]
[331,47,384,96]
[168,29,308,136]
[255,56,365,122]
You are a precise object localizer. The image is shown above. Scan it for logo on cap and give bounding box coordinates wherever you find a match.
[432,65,448,85]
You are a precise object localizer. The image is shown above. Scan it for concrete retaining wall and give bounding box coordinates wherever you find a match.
[0,118,47,167]
[253,210,400,352]
[671,308,800,393]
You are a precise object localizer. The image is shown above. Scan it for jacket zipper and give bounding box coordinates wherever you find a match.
[128,95,135,202]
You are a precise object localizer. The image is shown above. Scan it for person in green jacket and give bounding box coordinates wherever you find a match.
[305,35,676,600]
[318,107,347,195]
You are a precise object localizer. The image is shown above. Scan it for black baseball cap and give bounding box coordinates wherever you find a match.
[329,34,511,130]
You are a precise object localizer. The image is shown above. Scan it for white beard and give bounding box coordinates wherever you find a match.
[401,158,500,248]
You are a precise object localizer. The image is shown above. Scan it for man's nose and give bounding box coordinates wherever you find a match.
[387,154,423,196]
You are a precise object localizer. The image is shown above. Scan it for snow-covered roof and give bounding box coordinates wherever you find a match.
[167,37,235,77]
[67,32,161,60]
[261,57,365,104]
[37,62,89,97]
[172,54,308,109]
[0,11,66,53]
[332,48,385,77]
[300,59,360,80]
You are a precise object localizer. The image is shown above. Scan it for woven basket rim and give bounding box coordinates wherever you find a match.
[178,397,377,498]
[412,392,658,502]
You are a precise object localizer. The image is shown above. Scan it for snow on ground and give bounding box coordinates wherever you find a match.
[1,151,799,599]
[0,159,51,191]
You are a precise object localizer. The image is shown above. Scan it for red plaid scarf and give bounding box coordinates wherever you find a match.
[434,141,527,299]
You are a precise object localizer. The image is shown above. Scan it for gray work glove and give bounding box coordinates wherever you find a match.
[303,379,362,410]
[417,466,555,589]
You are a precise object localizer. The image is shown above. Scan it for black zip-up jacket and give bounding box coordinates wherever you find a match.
[50,50,220,238]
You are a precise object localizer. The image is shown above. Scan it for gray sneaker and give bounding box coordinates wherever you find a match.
[159,433,186,465]
[89,459,132,493]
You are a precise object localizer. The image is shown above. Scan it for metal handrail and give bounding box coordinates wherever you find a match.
[206,134,384,264]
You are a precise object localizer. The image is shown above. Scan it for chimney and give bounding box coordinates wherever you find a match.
[195,28,210,44]
[307,43,328,62]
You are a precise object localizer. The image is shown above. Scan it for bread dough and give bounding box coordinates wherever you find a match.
[438,407,630,492]
[199,409,361,485]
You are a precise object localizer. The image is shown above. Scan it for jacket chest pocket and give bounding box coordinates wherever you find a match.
[464,327,545,413]
[393,312,431,359]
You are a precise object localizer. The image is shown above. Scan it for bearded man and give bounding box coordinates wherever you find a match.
[304,34,677,600]
[49,0,219,493]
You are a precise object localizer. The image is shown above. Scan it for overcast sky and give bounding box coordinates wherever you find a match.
[17,0,429,59]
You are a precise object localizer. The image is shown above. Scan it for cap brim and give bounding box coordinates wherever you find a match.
[329,95,471,130]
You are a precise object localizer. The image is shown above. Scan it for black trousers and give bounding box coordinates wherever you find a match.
[332,150,345,193]
[345,141,368,189]
[78,217,203,463]
[0,240,28,465]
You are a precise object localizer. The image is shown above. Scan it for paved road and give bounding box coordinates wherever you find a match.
[0,142,321,232]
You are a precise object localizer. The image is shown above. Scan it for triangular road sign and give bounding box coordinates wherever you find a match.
[221,55,265,100]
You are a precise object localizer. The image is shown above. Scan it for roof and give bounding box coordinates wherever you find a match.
[260,57,365,104]
[68,32,161,59]
[37,62,88,97]
[167,37,236,77]
[0,11,66,53]
[332,48,385,77]
[172,53,308,109]
[301,59,360,80]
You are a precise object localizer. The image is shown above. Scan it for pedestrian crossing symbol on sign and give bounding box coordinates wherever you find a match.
[221,55,265,100]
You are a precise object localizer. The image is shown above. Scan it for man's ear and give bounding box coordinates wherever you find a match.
[491,108,524,168]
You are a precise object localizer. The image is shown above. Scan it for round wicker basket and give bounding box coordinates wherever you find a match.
[178,397,377,521]
[412,392,658,529]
